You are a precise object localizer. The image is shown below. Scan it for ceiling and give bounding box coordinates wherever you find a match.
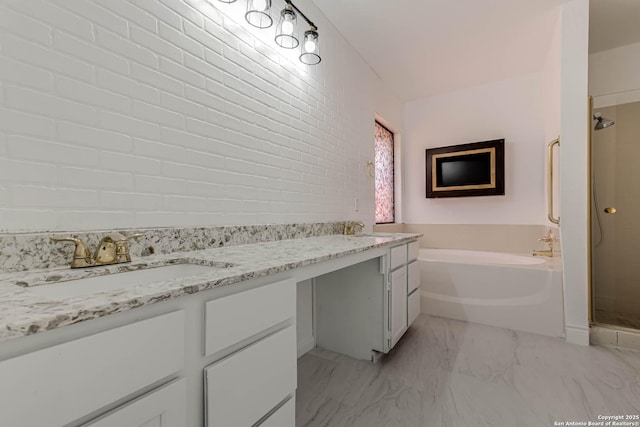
[589,0,640,54]
[311,0,565,102]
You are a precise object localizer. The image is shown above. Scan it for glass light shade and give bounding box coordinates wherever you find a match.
[299,30,321,65]
[275,7,299,49]
[217,0,237,3]
[245,0,273,29]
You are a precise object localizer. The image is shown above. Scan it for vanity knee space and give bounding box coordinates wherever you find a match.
[313,239,421,361]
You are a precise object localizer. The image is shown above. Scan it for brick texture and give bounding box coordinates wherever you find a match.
[0,0,398,231]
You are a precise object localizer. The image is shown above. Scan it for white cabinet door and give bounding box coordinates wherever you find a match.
[0,311,185,427]
[390,266,408,348]
[85,379,186,427]
[205,325,297,427]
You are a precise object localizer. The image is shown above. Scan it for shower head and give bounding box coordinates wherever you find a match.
[593,113,615,130]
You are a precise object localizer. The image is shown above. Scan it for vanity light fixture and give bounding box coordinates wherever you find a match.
[300,28,320,64]
[274,4,299,48]
[217,0,321,65]
[245,0,273,29]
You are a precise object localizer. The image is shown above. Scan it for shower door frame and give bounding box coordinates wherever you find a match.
[587,95,594,324]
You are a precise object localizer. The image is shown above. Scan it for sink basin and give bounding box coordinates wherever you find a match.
[353,232,397,237]
[27,264,221,300]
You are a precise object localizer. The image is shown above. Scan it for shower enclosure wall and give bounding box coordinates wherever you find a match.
[591,97,640,330]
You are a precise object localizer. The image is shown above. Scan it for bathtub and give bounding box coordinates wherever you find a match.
[418,249,564,337]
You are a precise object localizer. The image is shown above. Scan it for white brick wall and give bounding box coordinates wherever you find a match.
[0,0,403,231]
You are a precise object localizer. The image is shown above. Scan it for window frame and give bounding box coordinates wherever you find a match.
[374,120,396,225]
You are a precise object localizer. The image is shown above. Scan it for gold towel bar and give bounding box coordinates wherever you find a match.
[547,137,560,225]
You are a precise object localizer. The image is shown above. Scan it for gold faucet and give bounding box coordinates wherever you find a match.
[343,221,365,235]
[49,236,95,268]
[51,233,143,268]
[533,230,557,257]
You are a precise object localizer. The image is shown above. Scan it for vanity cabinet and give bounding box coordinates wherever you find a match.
[390,241,421,346]
[0,277,297,427]
[0,237,415,426]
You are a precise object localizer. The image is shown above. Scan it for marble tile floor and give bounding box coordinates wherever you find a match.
[595,309,640,330]
[296,315,640,427]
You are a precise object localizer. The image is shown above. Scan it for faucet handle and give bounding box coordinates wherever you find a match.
[343,221,365,235]
[102,232,143,243]
[107,232,143,264]
[343,222,352,235]
[537,230,557,253]
[538,230,556,243]
[50,236,95,268]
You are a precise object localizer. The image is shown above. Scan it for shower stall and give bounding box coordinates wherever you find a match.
[591,95,640,330]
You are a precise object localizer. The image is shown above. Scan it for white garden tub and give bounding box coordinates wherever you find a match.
[419,249,564,337]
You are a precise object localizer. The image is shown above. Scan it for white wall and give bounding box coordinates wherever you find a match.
[403,73,547,225]
[0,0,403,232]
[559,0,590,346]
[542,11,562,223]
[590,41,640,97]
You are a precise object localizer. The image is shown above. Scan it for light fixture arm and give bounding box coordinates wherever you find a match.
[219,0,321,64]
[284,0,318,31]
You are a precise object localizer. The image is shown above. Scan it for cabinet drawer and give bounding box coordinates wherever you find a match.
[0,311,185,427]
[259,397,295,427]
[390,244,407,270]
[408,260,420,294]
[408,241,420,262]
[205,325,297,427]
[408,289,420,326]
[205,278,295,356]
[86,378,186,427]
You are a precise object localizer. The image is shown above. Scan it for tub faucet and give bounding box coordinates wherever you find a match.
[343,221,365,235]
[533,230,557,257]
[51,232,143,268]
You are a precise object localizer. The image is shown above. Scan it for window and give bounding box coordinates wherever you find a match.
[375,121,395,224]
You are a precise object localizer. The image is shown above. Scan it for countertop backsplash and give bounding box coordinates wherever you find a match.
[0,222,346,273]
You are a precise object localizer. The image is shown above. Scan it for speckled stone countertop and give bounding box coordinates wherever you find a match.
[0,233,421,343]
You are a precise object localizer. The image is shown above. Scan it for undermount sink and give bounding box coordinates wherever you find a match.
[353,232,397,237]
[26,264,222,300]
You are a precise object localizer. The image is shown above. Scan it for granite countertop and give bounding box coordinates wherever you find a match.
[0,233,421,343]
